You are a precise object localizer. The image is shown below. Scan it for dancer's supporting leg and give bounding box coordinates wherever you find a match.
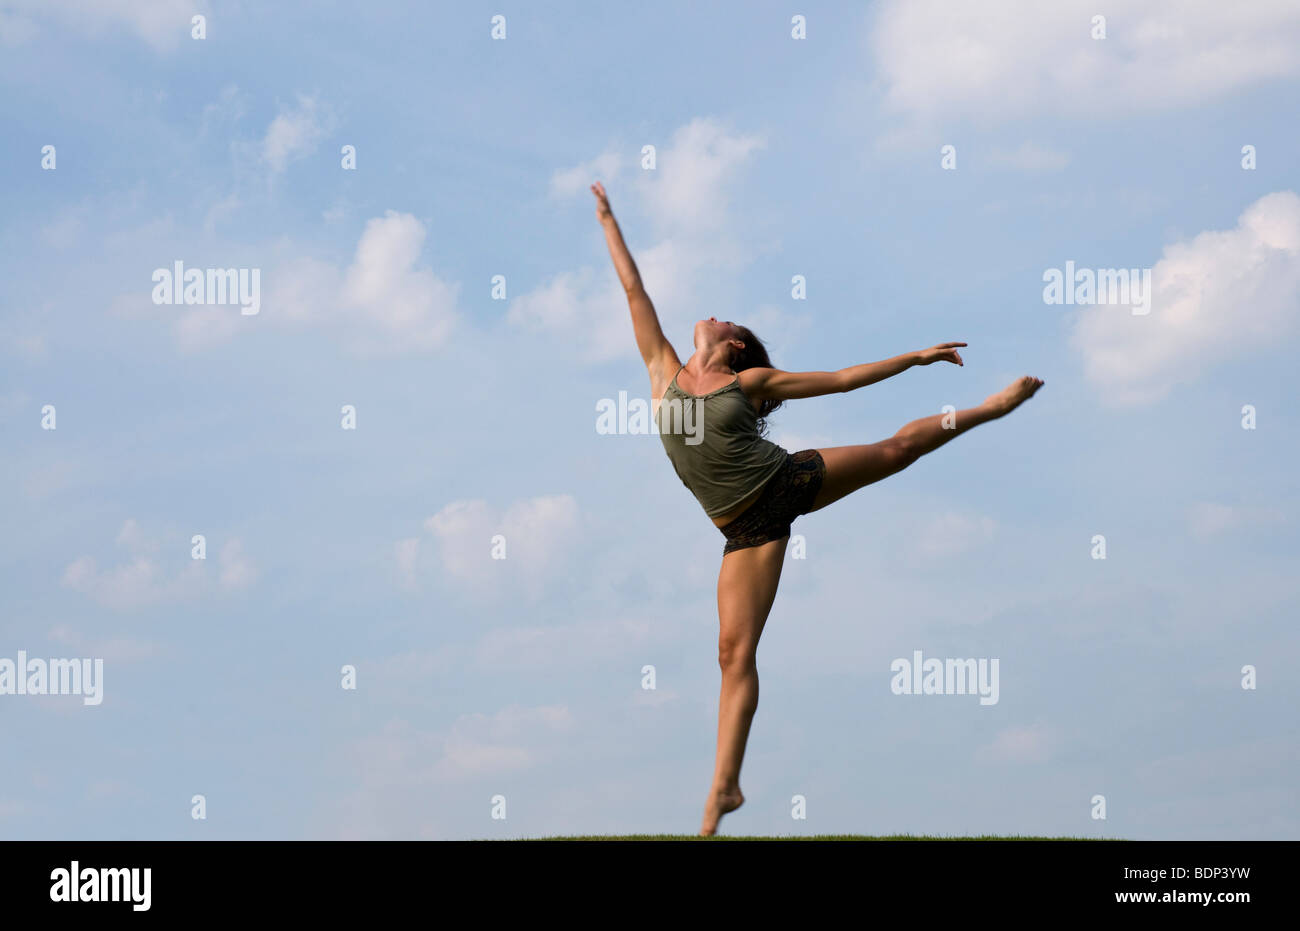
[810,376,1043,511]
[701,534,788,836]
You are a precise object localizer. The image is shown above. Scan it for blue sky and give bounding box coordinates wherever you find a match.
[1,0,1297,839]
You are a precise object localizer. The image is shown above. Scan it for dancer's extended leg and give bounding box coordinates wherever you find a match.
[701,534,788,836]
[810,375,1043,511]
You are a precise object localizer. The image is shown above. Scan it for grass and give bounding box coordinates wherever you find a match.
[518,834,1115,841]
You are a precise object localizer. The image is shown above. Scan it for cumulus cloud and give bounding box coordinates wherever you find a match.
[170,211,462,353]
[1,0,204,51]
[275,211,458,351]
[262,94,332,173]
[632,118,765,236]
[1071,191,1300,405]
[320,704,574,837]
[506,266,630,363]
[511,117,771,362]
[402,494,580,596]
[61,520,257,611]
[217,538,258,589]
[550,149,624,198]
[437,704,575,779]
[869,0,1300,127]
[339,211,459,350]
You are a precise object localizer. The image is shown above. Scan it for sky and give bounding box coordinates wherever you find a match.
[1,0,1297,840]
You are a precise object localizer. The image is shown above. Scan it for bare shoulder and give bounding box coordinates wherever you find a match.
[736,367,777,396]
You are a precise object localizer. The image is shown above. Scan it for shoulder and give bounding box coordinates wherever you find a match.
[736,367,778,395]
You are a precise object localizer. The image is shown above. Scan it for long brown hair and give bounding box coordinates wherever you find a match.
[730,325,783,436]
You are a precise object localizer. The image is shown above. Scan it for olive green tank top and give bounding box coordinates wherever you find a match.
[655,365,788,518]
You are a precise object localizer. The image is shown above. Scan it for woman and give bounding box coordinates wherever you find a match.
[591,182,1043,835]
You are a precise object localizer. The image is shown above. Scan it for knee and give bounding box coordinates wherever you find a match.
[717,637,757,673]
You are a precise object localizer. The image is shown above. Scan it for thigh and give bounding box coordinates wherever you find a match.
[808,440,911,512]
[716,536,788,655]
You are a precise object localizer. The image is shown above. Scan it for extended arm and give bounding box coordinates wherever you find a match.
[591,182,678,375]
[741,343,966,401]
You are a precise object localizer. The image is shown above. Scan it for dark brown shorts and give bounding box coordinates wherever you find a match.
[718,449,826,555]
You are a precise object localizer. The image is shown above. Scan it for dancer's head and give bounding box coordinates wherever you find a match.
[694,317,784,432]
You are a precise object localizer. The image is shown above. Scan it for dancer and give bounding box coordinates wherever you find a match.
[591,182,1043,835]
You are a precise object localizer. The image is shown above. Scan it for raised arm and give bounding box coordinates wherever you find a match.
[591,182,680,379]
[740,343,967,401]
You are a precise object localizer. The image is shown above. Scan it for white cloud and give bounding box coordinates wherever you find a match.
[115,518,155,553]
[323,704,574,837]
[633,118,765,236]
[437,704,574,779]
[507,265,636,362]
[340,211,459,350]
[217,539,257,590]
[511,117,772,362]
[174,211,461,353]
[550,149,624,198]
[262,94,331,173]
[411,494,580,596]
[174,304,243,353]
[870,0,1300,126]
[1,0,203,51]
[61,520,257,610]
[1071,191,1300,405]
[61,554,196,612]
[421,499,492,583]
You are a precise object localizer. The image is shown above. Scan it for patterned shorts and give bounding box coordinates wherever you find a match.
[719,449,826,555]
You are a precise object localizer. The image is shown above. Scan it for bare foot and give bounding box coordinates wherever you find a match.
[984,375,1044,417]
[699,785,745,836]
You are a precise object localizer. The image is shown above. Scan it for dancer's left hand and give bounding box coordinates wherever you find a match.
[918,342,966,366]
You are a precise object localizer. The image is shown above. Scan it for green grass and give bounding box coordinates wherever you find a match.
[514,834,1116,841]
